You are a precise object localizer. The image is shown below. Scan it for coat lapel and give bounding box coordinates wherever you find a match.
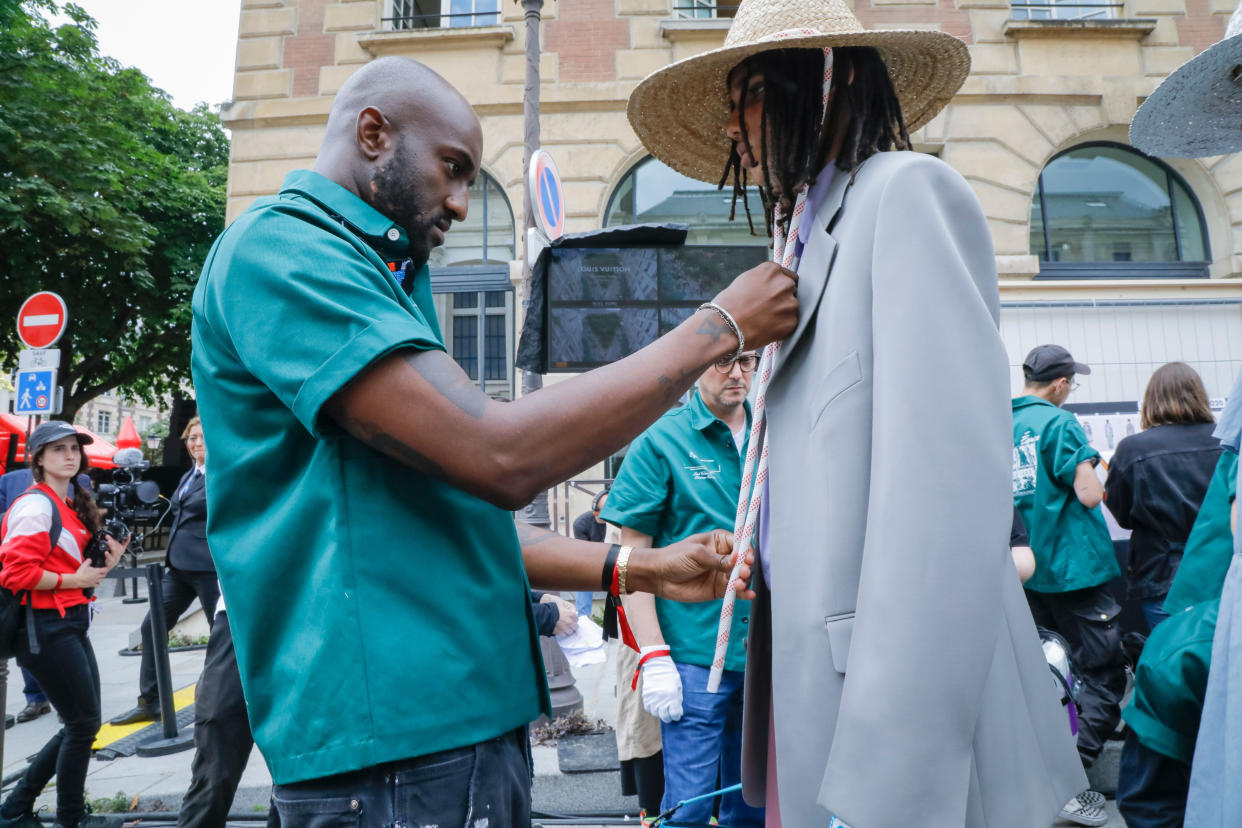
[771,172,851,379]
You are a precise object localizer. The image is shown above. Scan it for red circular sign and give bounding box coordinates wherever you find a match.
[16,292,68,349]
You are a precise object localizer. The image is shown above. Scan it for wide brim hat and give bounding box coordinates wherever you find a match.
[1130,3,1242,158]
[627,0,971,183]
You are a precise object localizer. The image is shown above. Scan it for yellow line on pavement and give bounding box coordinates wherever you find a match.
[93,684,197,750]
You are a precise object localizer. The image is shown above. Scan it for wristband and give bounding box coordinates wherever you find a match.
[698,302,744,362]
[601,544,621,593]
[617,545,633,596]
[632,646,672,690]
[55,573,63,590]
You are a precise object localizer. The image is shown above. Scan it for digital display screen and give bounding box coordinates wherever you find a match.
[545,246,767,370]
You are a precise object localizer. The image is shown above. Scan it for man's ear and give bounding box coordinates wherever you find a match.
[356,106,391,161]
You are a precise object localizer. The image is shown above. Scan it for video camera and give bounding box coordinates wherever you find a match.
[89,447,163,566]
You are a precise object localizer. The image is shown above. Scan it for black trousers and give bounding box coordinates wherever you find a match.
[139,566,219,703]
[1116,731,1190,828]
[178,613,268,828]
[3,606,100,827]
[1027,585,1127,765]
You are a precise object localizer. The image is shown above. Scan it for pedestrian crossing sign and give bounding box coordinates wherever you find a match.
[14,368,58,415]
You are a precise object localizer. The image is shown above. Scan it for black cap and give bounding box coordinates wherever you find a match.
[26,421,93,457]
[1023,345,1091,382]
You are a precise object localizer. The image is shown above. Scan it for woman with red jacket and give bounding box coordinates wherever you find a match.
[0,421,124,828]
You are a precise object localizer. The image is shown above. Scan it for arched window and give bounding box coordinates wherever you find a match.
[428,172,514,268]
[604,156,766,246]
[428,172,516,399]
[1030,143,1209,278]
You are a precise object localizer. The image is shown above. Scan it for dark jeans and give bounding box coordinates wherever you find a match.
[179,613,268,828]
[22,666,46,705]
[273,728,532,828]
[1116,731,1190,828]
[1027,584,1127,765]
[1143,598,1172,633]
[2,605,100,827]
[139,567,219,703]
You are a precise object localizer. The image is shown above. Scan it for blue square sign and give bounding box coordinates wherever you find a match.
[15,369,57,415]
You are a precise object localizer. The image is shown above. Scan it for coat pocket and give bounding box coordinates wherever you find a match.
[824,611,855,673]
[809,351,863,431]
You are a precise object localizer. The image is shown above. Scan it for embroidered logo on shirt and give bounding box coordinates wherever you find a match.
[684,450,722,480]
[1013,432,1040,496]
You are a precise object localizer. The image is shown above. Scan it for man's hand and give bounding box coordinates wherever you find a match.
[639,645,683,723]
[711,261,799,351]
[630,529,754,603]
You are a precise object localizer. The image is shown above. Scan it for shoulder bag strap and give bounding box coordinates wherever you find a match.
[4,489,64,657]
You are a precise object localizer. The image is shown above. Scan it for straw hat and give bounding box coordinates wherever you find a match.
[626,0,971,183]
[1129,2,1242,158]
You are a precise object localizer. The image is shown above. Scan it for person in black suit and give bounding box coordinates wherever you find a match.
[111,417,219,724]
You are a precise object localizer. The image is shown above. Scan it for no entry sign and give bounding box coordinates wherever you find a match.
[528,150,565,242]
[16,292,68,349]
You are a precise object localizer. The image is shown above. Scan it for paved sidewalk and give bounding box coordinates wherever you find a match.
[0,589,1128,825]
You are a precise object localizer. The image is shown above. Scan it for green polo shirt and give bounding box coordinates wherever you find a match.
[190,170,547,785]
[1164,450,1238,614]
[601,391,751,671]
[1012,396,1119,593]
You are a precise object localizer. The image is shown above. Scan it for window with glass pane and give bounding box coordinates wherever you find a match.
[484,314,507,380]
[1010,0,1116,20]
[98,412,111,433]
[449,0,500,27]
[453,315,479,379]
[428,173,515,269]
[604,156,766,247]
[672,0,738,17]
[1029,144,1209,266]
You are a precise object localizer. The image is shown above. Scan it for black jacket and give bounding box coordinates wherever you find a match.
[166,469,215,573]
[1105,422,1221,599]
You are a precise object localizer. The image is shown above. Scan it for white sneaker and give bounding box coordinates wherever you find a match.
[1059,792,1107,827]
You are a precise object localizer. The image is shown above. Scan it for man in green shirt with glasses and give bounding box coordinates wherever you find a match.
[1012,344,1125,777]
[190,56,798,826]
[604,351,764,828]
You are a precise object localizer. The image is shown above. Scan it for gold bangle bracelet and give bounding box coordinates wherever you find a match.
[617,545,633,596]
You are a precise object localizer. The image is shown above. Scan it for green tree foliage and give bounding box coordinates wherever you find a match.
[0,0,228,420]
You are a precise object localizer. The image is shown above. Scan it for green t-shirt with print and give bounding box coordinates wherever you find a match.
[602,391,752,671]
[1012,395,1119,593]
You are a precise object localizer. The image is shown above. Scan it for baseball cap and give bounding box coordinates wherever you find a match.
[1023,345,1091,382]
[26,421,93,456]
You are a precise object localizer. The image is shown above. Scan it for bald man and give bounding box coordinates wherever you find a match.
[190,57,797,825]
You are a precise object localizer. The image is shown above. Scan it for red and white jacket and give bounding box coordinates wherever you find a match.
[0,483,93,614]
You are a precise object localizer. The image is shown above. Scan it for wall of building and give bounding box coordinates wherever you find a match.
[220,0,1242,418]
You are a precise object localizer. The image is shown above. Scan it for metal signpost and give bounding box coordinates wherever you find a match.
[12,293,67,418]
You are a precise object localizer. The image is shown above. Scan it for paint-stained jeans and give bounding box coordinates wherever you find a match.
[273,728,530,828]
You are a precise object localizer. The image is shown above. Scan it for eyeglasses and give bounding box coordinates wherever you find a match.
[1059,378,1080,393]
[713,354,760,374]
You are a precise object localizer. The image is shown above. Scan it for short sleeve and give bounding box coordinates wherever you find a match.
[1215,368,1242,453]
[599,432,670,539]
[1046,415,1100,487]
[198,204,443,437]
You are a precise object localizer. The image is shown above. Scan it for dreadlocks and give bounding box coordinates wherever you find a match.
[720,46,911,240]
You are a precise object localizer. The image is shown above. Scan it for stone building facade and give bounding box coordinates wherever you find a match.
[221,0,1242,419]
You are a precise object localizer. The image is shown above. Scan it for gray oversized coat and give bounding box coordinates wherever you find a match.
[740,151,1088,827]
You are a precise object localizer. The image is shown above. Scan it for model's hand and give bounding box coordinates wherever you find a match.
[634,530,754,603]
[639,646,683,723]
[711,261,799,351]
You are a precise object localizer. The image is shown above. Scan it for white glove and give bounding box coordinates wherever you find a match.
[639,645,683,723]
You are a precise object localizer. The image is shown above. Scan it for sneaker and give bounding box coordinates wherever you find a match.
[15,702,51,724]
[107,697,159,726]
[1076,789,1106,808]
[0,810,43,828]
[1060,792,1107,827]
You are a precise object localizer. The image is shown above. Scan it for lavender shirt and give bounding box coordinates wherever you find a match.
[758,165,838,585]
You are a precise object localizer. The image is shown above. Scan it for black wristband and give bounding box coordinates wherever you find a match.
[602,543,621,593]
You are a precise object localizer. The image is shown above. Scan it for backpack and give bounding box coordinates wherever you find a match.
[0,489,63,658]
